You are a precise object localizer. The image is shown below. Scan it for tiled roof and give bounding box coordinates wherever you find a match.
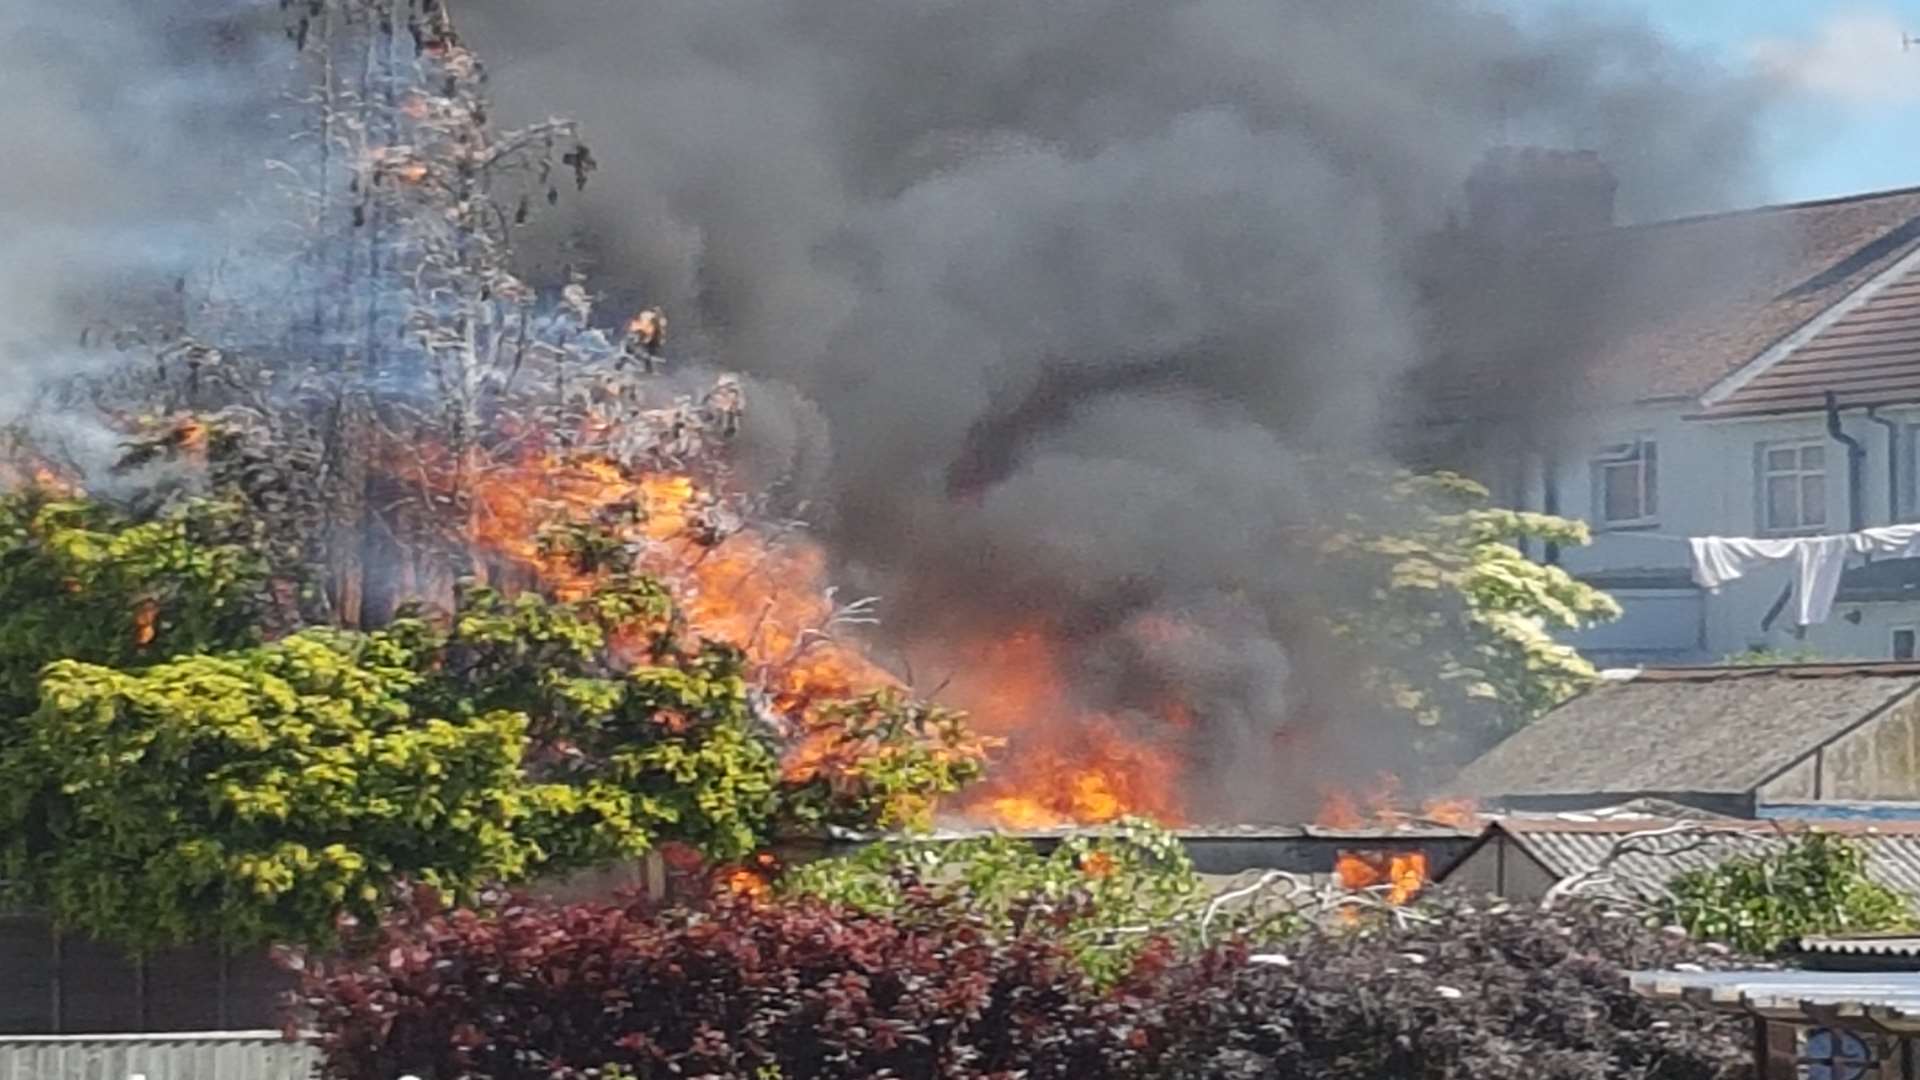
[1418,186,1920,419]
[1484,818,1920,902]
[1453,664,1920,800]
[1701,263,1920,416]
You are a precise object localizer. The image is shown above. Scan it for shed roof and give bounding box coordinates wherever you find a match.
[1457,817,1920,903]
[1797,935,1920,959]
[1452,664,1920,800]
[1629,969,1920,1031]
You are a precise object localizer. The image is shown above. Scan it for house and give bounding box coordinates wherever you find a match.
[1423,155,1920,664]
[1438,816,1920,906]
[1450,663,1920,816]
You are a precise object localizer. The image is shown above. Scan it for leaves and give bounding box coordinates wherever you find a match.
[1319,469,1619,764]
[0,489,269,717]
[1663,833,1912,954]
[0,515,983,952]
[783,819,1299,987]
[299,889,1130,1080]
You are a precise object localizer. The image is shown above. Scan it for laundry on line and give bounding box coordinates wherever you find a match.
[1688,524,1920,627]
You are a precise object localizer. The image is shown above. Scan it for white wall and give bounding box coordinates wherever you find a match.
[1476,401,1920,663]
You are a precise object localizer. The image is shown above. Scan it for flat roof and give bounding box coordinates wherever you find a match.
[1630,969,1920,1031]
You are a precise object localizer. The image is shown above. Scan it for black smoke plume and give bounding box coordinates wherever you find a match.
[451,0,1776,819]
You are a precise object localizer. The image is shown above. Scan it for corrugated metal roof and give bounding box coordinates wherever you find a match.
[1799,935,1920,957]
[0,1032,317,1080]
[1630,969,1920,1030]
[1491,819,1920,902]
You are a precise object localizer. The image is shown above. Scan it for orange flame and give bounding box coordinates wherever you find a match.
[462,419,1187,828]
[944,624,1187,828]
[720,867,770,900]
[133,600,158,647]
[175,418,208,454]
[467,448,899,774]
[1316,775,1479,831]
[1334,850,1429,905]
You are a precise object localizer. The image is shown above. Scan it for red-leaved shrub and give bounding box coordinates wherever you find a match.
[295,887,1160,1080]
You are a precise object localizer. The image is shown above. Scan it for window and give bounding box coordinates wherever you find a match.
[1896,627,1917,661]
[1760,440,1827,534]
[1592,438,1657,527]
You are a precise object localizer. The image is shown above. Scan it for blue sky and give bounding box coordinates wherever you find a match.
[1592,1,1920,206]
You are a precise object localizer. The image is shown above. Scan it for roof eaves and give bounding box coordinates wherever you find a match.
[1610,184,1920,236]
[1696,234,1920,412]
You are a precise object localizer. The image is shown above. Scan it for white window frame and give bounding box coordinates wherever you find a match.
[1590,437,1658,529]
[1896,625,1918,661]
[1757,438,1829,536]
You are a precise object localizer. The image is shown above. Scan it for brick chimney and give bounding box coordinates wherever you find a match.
[1465,146,1616,239]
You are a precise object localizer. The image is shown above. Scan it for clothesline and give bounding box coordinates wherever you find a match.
[1574,524,1920,628]
[1592,530,1694,543]
[1690,524,1920,628]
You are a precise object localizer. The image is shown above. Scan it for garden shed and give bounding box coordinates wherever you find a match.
[1454,665,1920,816]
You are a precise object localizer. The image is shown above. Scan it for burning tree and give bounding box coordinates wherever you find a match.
[0,1,988,950]
[1,0,1624,899]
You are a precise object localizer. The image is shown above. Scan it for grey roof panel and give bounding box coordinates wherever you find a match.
[0,1033,318,1080]
[1453,666,1920,799]
[1630,969,1920,1029]
[1476,819,1920,902]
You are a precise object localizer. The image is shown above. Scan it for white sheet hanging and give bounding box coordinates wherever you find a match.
[1687,524,1920,627]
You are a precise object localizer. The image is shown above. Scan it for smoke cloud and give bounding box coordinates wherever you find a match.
[0,0,1781,820]
[0,0,283,437]
[454,0,1777,819]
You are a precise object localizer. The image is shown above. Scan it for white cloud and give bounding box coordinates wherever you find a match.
[1750,9,1920,104]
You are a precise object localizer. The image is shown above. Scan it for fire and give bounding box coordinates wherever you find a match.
[1314,776,1475,907]
[716,851,779,900]
[175,418,208,454]
[461,402,1185,830]
[467,447,898,749]
[0,460,81,497]
[1334,850,1429,905]
[943,624,1187,828]
[1420,797,1480,829]
[1315,775,1480,831]
[133,600,158,647]
[720,866,770,900]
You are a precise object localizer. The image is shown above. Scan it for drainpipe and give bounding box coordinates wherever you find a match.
[1867,405,1900,524]
[1542,450,1561,566]
[1827,391,1867,532]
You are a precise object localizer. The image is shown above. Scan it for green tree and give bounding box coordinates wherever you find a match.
[1663,833,1911,954]
[1321,470,1619,760]
[0,572,982,952]
[0,488,269,716]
